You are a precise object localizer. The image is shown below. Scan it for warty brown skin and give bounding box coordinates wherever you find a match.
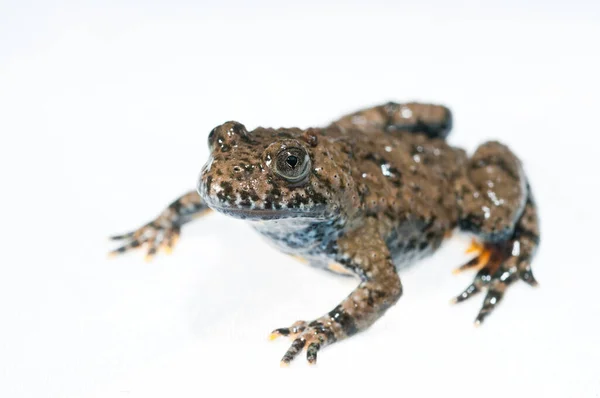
[110,101,540,366]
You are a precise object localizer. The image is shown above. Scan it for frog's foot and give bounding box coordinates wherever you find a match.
[269,320,335,366]
[452,239,491,275]
[452,192,540,325]
[451,239,538,326]
[109,220,181,261]
[109,191,210,261]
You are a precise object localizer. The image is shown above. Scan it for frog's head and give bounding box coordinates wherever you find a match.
[197,121,358,221]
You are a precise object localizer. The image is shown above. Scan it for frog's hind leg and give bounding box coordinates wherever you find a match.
[331,102,452,139]
[453,197,539,325]
[453,142,540,325]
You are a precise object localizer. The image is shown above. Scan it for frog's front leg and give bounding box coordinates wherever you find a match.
[331,101,452,139]
[109,190,211,260]
[453,141,540,325]
[270,219,402,365]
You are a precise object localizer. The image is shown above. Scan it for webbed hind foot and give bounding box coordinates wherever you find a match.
[452,195,540,325]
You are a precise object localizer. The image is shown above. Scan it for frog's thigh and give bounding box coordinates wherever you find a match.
[459,141,527,242]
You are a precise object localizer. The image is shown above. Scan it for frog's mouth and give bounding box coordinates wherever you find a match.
[197,168,329,221]
[208,206,327,221]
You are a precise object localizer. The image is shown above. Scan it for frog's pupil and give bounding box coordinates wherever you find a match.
[286,155,298,169]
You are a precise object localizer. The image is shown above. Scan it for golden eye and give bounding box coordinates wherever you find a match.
[274,147,311,183]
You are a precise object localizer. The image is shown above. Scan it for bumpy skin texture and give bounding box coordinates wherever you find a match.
[111,102,540,366]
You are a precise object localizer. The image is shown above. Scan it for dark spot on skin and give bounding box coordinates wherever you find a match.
[276,131,294,139]
[232,123,259,145]
[363,153,379,163]
[328,305,358,337]
[292,193,310,205]
[231,123,246,135]
[206,176,212,195]
[249,191,260,202]
[274,328,290,336]
[513,228,540,245]
[239,198,251,207]
[169,200,183,213]
[308,321,336,343]
[217,181,234,203]
[459,214,483,232]
[239,191,250,201]
[303,128,319,147]
[310,191,328,205]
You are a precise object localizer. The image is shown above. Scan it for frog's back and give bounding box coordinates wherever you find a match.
[323,125,468,266]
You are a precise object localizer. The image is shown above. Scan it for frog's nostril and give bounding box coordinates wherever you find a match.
[233,165,243,173]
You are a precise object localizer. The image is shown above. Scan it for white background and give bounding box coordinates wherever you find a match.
[1,1,599,397]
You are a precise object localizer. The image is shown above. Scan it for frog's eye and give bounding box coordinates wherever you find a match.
[274,147,311,183]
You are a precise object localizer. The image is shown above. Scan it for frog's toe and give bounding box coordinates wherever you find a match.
[452,240,492,274]
[144,239,160,262]
[271,321,332,366]
[451,243,503,302]
[518,264,538,286]
[269,321,307,341]
[108,236,148,257]
[280,336,322,366]
[280,337,306,366]
[452,242,527,325]
[109,230,137,241]
[305,341,321,365]
[143,227,181,261]
[109,223,181,260]
[473,274,517,326]
[450,267,488,304]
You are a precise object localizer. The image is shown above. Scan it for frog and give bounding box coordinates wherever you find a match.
[110,102,540,366]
